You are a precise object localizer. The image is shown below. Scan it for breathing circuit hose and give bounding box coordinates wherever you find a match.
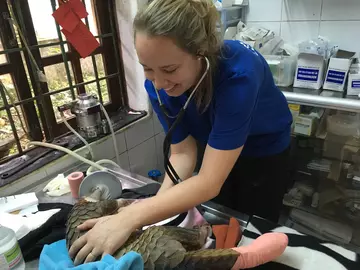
[27,110,152,179]
[60,112,95,160]
[28,141,104,170]
[28,141,131,180]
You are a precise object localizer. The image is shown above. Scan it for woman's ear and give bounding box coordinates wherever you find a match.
[197,53,204,60]
[196,49,205,58]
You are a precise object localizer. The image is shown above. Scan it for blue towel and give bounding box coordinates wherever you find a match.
[39,239,144,270]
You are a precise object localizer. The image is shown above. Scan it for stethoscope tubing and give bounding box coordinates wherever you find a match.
[153,56,210,185]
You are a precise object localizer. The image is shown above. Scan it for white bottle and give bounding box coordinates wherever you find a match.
[0,225,25,270]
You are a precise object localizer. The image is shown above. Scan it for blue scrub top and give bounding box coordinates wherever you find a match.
[145,40,293,157]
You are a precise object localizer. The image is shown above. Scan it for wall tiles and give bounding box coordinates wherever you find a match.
[245,0,360,52]
[246,22,281,36]
[282,0,322,21]
[112,152,131,171]
[124,116,154,150]
[128,137,158,177]
[246,0,283,22]
[280,21,320,45]
[152,112,164,135]
[91,132,127,160]
[319,21,360,52]
[321,0,360,21]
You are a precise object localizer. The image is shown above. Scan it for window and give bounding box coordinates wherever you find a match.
[0,0,128,163]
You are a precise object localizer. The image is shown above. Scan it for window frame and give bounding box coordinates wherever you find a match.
[0,0,128,163]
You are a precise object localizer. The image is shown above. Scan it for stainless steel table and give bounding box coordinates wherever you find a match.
[24,167,249,269]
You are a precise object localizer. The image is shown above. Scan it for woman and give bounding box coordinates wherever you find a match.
[69,0,293,265]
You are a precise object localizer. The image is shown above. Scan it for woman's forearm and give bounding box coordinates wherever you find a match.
[124,174,219,229]
[157,152,197,194]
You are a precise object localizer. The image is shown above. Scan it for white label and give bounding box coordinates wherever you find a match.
[0,255,8,270]
[0,242,23,269]
[294,117,312,136]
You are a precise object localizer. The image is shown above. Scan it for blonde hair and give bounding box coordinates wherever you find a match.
[133,0,223,112]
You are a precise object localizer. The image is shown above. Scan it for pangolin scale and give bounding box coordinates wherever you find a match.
[66,200,239,270]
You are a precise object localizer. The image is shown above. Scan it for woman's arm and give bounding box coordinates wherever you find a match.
[123,144,243,229]
[157,135,198,194]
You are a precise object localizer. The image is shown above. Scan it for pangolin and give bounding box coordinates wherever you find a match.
[65,199,240,269]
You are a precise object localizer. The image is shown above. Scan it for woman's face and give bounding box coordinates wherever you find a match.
[135,33,203,97]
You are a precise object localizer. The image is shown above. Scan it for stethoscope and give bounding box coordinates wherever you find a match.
[153,56,210,186]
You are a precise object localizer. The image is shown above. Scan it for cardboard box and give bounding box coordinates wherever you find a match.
[323,50,356,92]
[293,53,326,90]
[235,26,275,51]
[347,74,360,96]
[294,115,318,136]
[347,63,360,96]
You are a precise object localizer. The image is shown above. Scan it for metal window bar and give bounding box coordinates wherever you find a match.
[0,73,119,111]
[11,0,56,139]
[0,0,126,163]
[0,33,112,56]
[0,71,119,163]
[81,0,102,104]
[0,81,22,154]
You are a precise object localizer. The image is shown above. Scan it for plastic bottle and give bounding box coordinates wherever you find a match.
[148,169,162,181]
[0,225,25,270]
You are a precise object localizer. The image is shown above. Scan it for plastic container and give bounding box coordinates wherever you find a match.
[0,226,25,270]
[326,112,360,137]
[148,170,162,181]
[264,55,297,87]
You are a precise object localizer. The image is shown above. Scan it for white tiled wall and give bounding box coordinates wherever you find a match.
[246,0,360,53]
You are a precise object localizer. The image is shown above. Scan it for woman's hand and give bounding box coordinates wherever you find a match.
[68,212,136,266]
